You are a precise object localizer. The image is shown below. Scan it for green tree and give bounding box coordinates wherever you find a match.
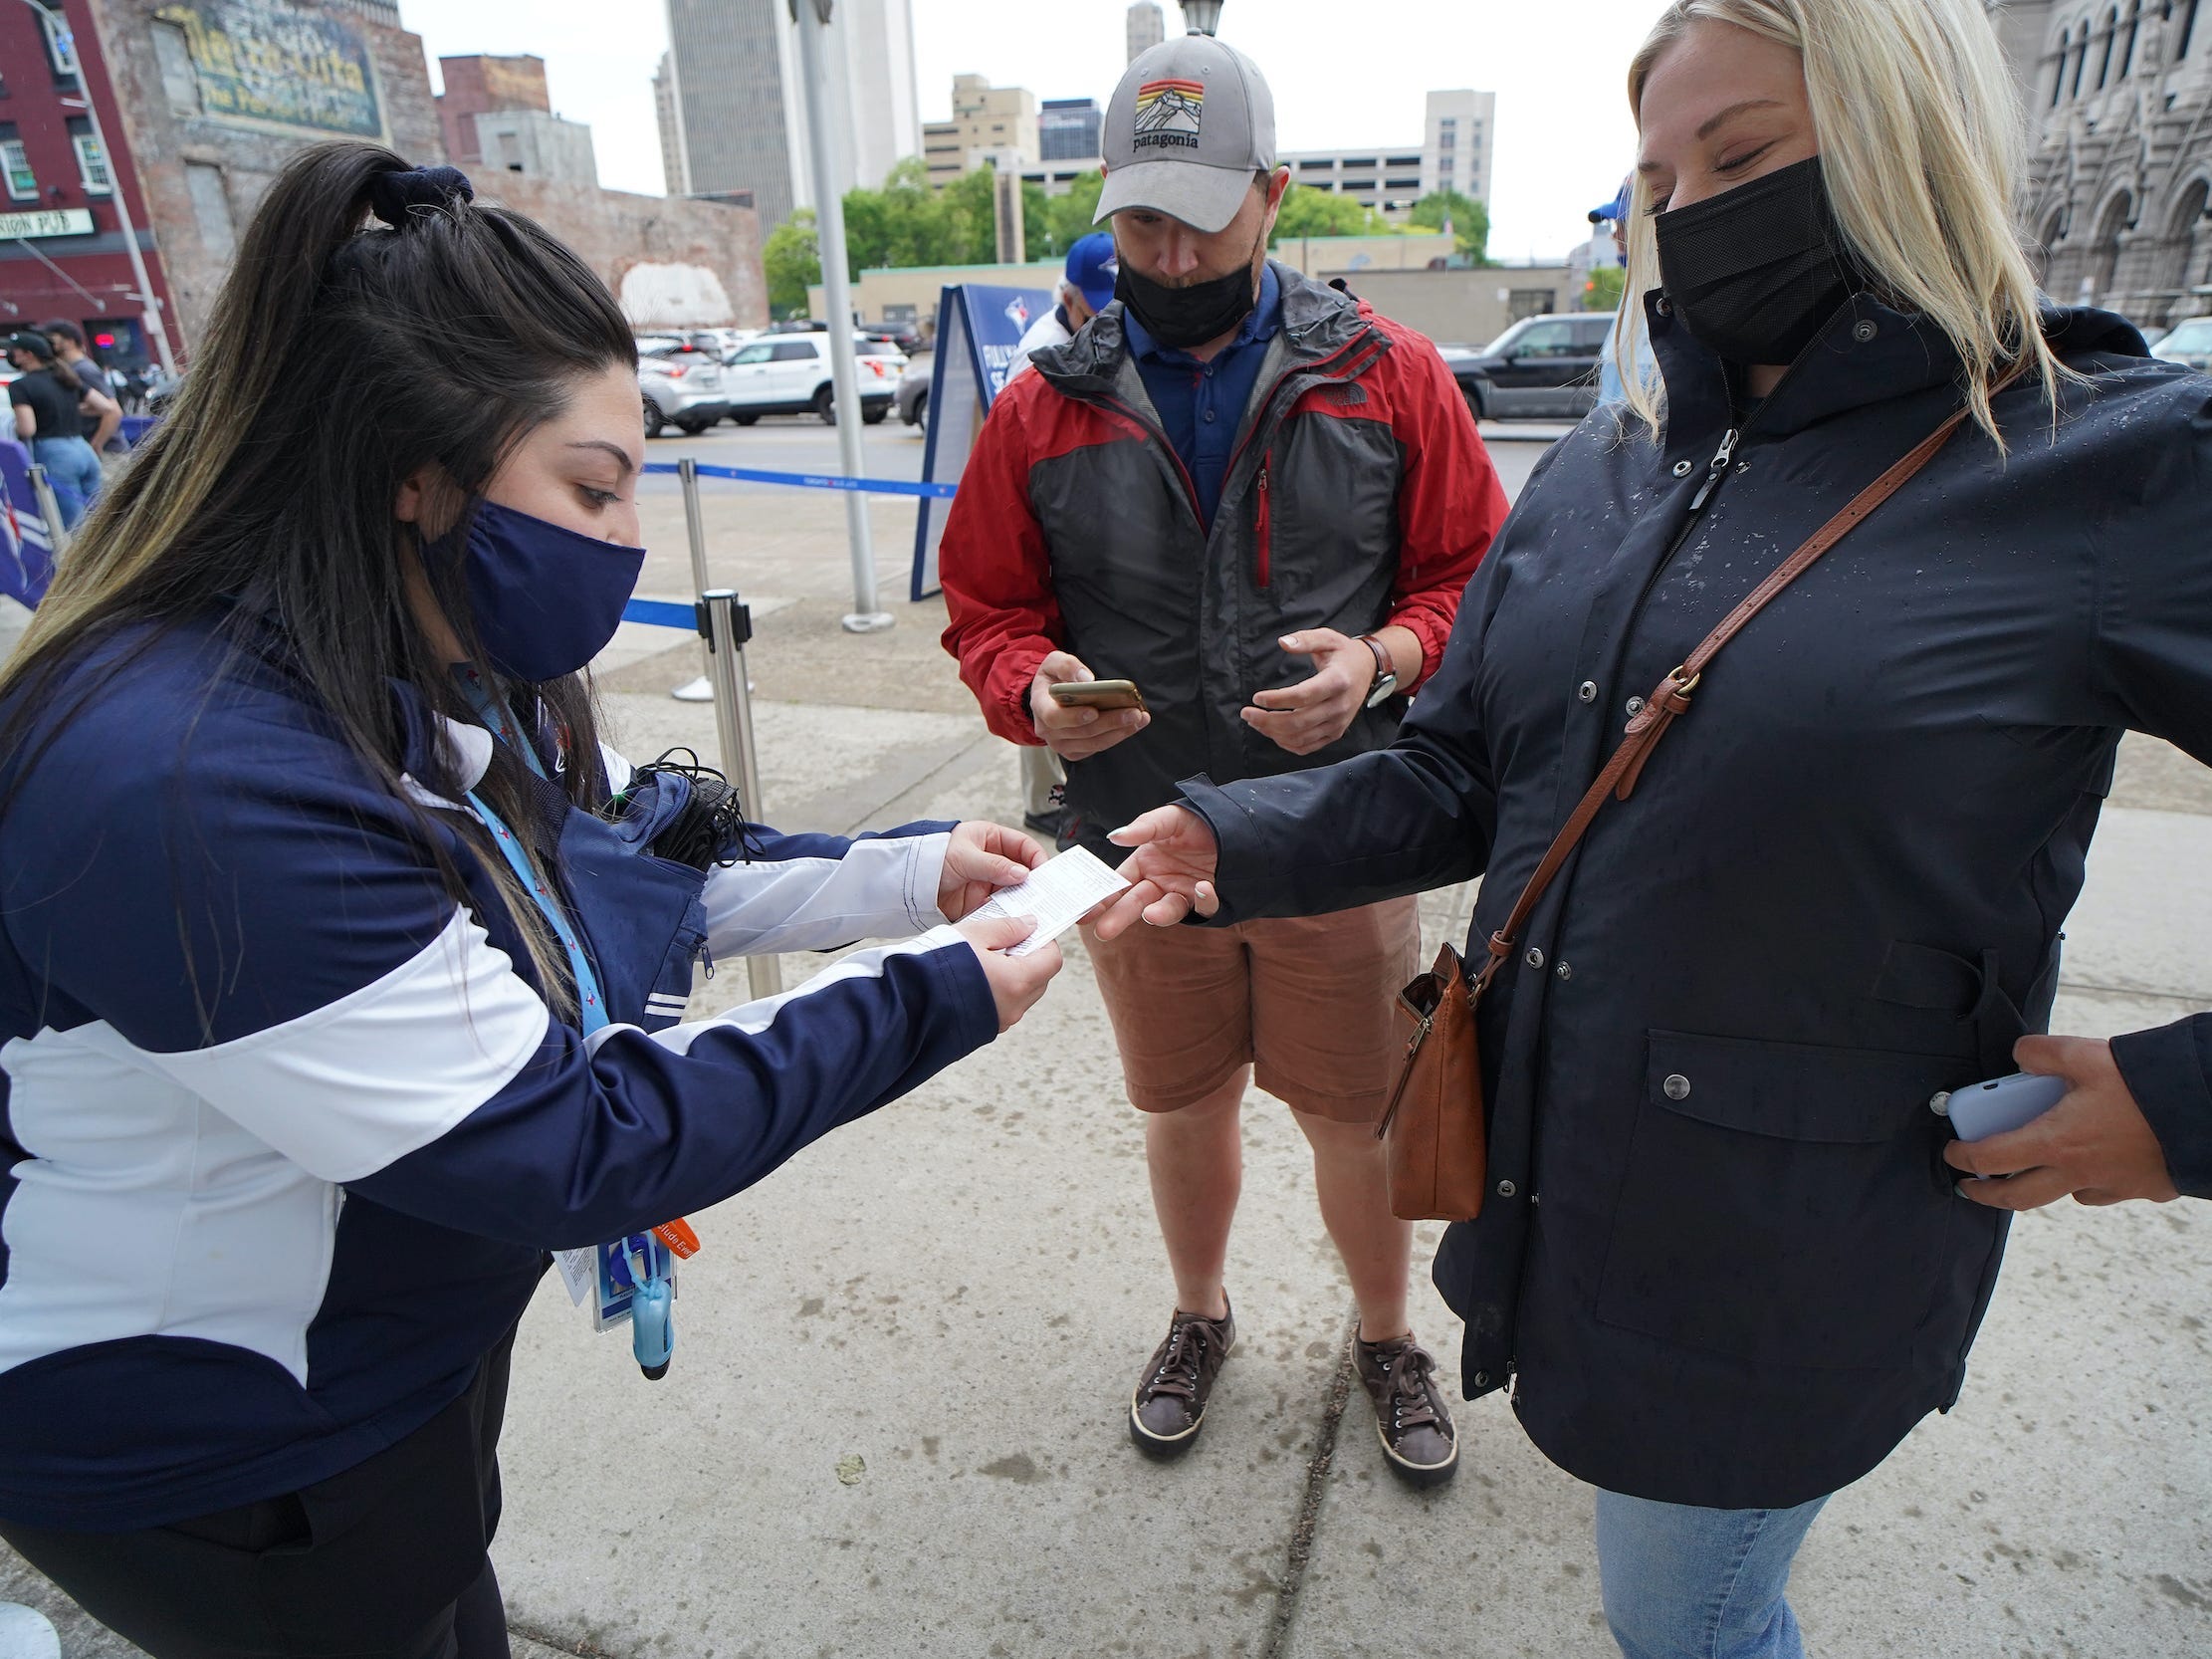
[1582,262,1627,312]
[1041,168,1106,255]
[1021,179,1054,262]
[763,208,820,318]
[1408,189,1491,264]
[1268,182,1381,243]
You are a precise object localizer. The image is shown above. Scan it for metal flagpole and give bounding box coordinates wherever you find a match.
[789,0,892,633]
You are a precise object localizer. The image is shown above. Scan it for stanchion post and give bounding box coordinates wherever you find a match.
[700,589,783,999]
[26,463,68,559]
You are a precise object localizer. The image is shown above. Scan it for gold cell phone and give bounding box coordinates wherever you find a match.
[1048,679,1147,713]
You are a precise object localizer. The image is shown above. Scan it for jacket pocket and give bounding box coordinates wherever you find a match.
[1593,1030,1974,1372]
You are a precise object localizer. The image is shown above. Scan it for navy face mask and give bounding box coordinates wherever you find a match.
[429,499,645,684]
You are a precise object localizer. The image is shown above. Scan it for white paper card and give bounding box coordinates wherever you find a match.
[554,1247,595,1308]
[970,846,1131,957]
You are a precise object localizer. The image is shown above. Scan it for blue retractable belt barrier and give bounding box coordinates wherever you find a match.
[620,598,699,630]
[638,460,958,499]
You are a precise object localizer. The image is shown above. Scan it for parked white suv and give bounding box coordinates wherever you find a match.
[637,341,732,438]
[720,334,902,424]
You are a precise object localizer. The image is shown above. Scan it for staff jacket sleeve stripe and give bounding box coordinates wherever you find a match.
[351,926,995,1248]
[702,828,952,955]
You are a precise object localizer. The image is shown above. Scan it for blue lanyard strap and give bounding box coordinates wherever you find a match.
[464,787,607,1033]
[456,669,550,780]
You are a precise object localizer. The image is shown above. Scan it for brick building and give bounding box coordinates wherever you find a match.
[436,54,596,188]
[1989,0,2212,328]
[83,0,442,349]
[0,0,181,368]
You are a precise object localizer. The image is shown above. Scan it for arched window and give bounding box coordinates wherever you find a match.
[2120,0,2142,76]
[2072,24,2092,95]
[2090,190,2132,307]
[2098,6,2120,85]
[2155,179,2209,326]
[2182,0,2201,56]
[2051,29,2071,104]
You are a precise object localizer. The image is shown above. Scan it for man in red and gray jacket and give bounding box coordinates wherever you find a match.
[940,34,1507,1486]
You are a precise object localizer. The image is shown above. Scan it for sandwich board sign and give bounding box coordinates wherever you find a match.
[910,282,1053,600]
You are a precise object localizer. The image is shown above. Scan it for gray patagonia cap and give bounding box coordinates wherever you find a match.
[1096,35,1276,235]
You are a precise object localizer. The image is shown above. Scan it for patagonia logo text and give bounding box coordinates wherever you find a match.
[1133,78,1204,150]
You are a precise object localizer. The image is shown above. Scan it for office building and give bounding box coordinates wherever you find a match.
[1277,147,1427,216]
[1039,97,1102,163]
[922,74,1037,184]
[1424,89,1494,205]
[1278,89,1495,220]
[653,52,685,199]
[662,0,921,231]
[1127,1,1165,64]
[1988,0,2210,327]
[437,55,596,187]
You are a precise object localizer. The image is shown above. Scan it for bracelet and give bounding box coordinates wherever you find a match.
[1358,633,1394,687]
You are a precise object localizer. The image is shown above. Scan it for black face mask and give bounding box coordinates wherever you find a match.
[1115,240,1261,351]
[1655,155,1857,366]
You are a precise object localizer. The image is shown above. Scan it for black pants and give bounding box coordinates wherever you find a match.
[0,1327,517,1659]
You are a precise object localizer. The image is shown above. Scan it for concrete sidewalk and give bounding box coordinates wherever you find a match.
[5,472,2210,1657]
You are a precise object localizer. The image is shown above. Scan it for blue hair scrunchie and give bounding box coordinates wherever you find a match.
[367,164,475,229]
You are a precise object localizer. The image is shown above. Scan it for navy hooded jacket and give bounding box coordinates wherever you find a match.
[1176,294,2212,1508]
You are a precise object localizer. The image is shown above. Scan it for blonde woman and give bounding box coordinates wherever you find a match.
[1100,0,2212,1653]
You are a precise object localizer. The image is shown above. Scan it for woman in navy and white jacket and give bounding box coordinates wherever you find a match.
[0,145,1059,1658]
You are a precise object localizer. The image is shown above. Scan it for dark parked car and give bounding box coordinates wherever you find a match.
[863,322,924,355]
[896,353,931,429]
[1447,312,1614,420]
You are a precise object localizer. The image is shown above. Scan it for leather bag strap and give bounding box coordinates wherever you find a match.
[1471,394,1987,994]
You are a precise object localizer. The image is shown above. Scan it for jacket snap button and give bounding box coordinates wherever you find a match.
[1472,1369,1491,1387]
[1853,320,1879,343]
[1626,695,1646,715]
[1496,1179,1517,1198]
[1671,459,1694,477]
[1656,296,1673,317]
[1577,680,1598,702]
[1555,960,1573,981]
[1928,1090,1952,1116]
[1525,947,1544,969]
[1662,1073,1691,1100]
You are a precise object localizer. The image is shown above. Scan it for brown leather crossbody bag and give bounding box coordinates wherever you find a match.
[1374,394,1991,1222]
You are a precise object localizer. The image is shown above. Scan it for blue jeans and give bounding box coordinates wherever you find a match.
[1597,1489,1830,1659]
[33,434,101,528]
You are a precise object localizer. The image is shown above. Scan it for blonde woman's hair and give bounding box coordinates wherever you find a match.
[1616,0,2068,447]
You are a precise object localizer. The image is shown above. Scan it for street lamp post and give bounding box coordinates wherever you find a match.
[790,0,893,633]
[1179,0,1225,34]
[30,0,178,374]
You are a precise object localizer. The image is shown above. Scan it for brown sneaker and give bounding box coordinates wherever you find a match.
[1354,1333,1459,1489]
[1128,1301,1235,1458]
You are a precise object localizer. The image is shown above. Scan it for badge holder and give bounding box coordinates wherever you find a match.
[555,1219,701,1381]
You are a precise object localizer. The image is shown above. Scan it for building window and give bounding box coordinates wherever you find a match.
[0,135,35,200]
[185,160,234,260]
[2182,0,2201,56]
[72,128,111,194]
[152,19,201,114]
[31,2,78,78]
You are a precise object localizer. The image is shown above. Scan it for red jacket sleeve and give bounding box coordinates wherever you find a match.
[938,383,1062,747]
[1379,324,1509,694]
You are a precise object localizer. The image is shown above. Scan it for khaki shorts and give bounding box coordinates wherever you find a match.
[1081,896,1423,1122]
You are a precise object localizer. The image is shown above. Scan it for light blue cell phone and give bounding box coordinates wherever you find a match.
[1941,1071,2069,1141]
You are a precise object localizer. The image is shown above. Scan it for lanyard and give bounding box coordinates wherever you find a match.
[463,787,606,1034]
[456,669,550,781]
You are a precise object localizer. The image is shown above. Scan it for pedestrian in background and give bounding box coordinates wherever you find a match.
[35,321,122,454]
[1102,0,2212,1653]
[0,142,1058,1658]
[1004,230,1120,837]
[5,331,113,528]
[942,36,1507,1486]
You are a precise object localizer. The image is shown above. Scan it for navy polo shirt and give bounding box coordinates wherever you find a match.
[1125,263,1282,529]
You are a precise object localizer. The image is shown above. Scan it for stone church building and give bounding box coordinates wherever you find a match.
[1989,0,2212,328]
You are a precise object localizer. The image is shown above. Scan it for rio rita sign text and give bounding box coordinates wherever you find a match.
[154,1,382,139]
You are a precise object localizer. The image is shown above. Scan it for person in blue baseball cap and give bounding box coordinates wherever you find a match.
[1004,229,1122,835]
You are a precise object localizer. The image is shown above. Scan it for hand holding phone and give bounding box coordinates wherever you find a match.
[1029,652,1150,762]
[1937,1071,2069,1141]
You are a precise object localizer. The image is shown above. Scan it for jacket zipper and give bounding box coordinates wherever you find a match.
[1620,422,1742,644]
[1097,392,1208,530]
[1253,462,1271,588]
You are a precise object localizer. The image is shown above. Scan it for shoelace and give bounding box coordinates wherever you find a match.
[1145,1319,1215,1403]
[1376,1344,1443,1433]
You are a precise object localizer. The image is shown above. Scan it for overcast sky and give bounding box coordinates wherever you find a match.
[398,0,1662,261]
